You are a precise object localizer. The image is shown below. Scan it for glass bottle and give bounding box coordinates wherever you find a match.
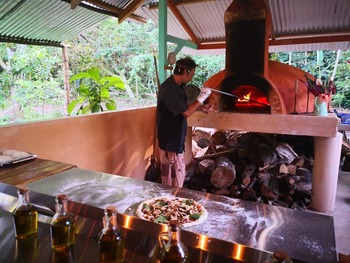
[98,206,125,263]
[262,250,293,263]
[12,186,38,239]
[50,194,76,252]
[158,220,189,263]
[272,250,293,263]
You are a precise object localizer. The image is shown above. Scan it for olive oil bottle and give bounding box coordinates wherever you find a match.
[50,194,76,252]
[12,186,38,239]
[98,206,125,263]
[158,220,189,263]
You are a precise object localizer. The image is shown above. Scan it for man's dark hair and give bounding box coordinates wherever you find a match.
[173,57,197,75]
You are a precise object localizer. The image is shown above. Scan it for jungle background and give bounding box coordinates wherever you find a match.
[0,18,350,125]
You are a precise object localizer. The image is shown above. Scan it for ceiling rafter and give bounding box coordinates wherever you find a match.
[169,0,215,6]
[167,0,199,44]
[118,0,145,24]
[264,0,276,40]
[70,0,81,9]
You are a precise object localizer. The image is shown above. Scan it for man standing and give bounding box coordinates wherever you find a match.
[157,57,211,187]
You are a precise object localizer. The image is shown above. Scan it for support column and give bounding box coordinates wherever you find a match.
[311,132,342,214]
[158,0,167,83]
[62,44,70,116]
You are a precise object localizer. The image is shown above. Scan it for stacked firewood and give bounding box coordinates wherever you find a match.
[185,129,314,210]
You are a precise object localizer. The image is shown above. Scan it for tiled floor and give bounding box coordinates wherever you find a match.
[334,171,350,256]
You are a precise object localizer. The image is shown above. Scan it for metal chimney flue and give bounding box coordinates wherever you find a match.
[219,0,273,113]
[224,0,270,77]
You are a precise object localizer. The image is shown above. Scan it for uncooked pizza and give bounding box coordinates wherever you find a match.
[136,196,208,227]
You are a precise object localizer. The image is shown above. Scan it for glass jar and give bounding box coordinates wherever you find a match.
[12,186,38,239]
[98,206,125,263]
[50,194,76,252]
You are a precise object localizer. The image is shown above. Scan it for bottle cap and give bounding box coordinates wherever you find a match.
[56,194,68,203]
[18,185,29,194]
[169,220,180,227]
[273,250,289,261]
[105,205,117,215]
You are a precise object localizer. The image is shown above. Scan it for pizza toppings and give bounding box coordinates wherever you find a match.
[137,197,207,226]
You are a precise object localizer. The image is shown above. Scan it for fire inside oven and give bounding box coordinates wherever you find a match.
[219,73,272,113]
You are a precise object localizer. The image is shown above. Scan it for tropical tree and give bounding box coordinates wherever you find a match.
[68,67,125,115]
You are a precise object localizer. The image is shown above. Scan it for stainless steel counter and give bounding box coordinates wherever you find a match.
[0,182,272,263]
[24,167,337,263]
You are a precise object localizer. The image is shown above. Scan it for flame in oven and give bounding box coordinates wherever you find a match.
[237,92,252,102]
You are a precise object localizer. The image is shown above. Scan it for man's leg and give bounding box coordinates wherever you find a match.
[159,149,185,187]
[172,152,185,187]
[159,149,173,186]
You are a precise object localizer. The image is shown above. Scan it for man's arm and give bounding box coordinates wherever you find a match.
[182,100,201,118]
[182,87,211,118]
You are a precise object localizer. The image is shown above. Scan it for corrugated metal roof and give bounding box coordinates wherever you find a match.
[0,0,349,51]
[0,0,111,46]
[136,0,350,52]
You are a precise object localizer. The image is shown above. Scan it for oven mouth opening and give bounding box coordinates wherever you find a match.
[219,73,273,113]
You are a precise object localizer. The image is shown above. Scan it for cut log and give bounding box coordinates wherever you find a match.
[194,148,236,160]
[212,188,230,196]
[277,174,295,187]
[226,131,246,147]
[247,149,278,167]
[211,156,236,188]
[292,183,312,199]
[242,188,256,200]
[197,138,216,153]
[275,143,298,164]
[257,171,271,195]
[192,129,211,143]
[286,164,297,175]
[279,163,289,174]
[211,131,227,145]
[240,163,256,187]
[296,167,312,183]
[196,159,214,175]
[242,176,258,200]
[184,160,200,183]
[291,156,305,167]
[229,184,241,197]
[263,191,278,202]
[192,139,209,158]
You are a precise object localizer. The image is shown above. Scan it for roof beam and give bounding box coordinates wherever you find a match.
[269,34,350,46]
[167,0,199,43]
[85,0,146,23]
[118,0,145,24]
[197,33,350,50]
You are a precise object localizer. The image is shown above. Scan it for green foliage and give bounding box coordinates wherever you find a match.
[68,67,125,115]
[189,55,225,86]
[0,43,65,123]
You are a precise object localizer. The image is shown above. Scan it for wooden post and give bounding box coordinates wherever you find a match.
[62,44,70,116]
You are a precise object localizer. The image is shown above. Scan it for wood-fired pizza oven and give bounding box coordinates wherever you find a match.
[191,0,342,215]
[205,0,315,114]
